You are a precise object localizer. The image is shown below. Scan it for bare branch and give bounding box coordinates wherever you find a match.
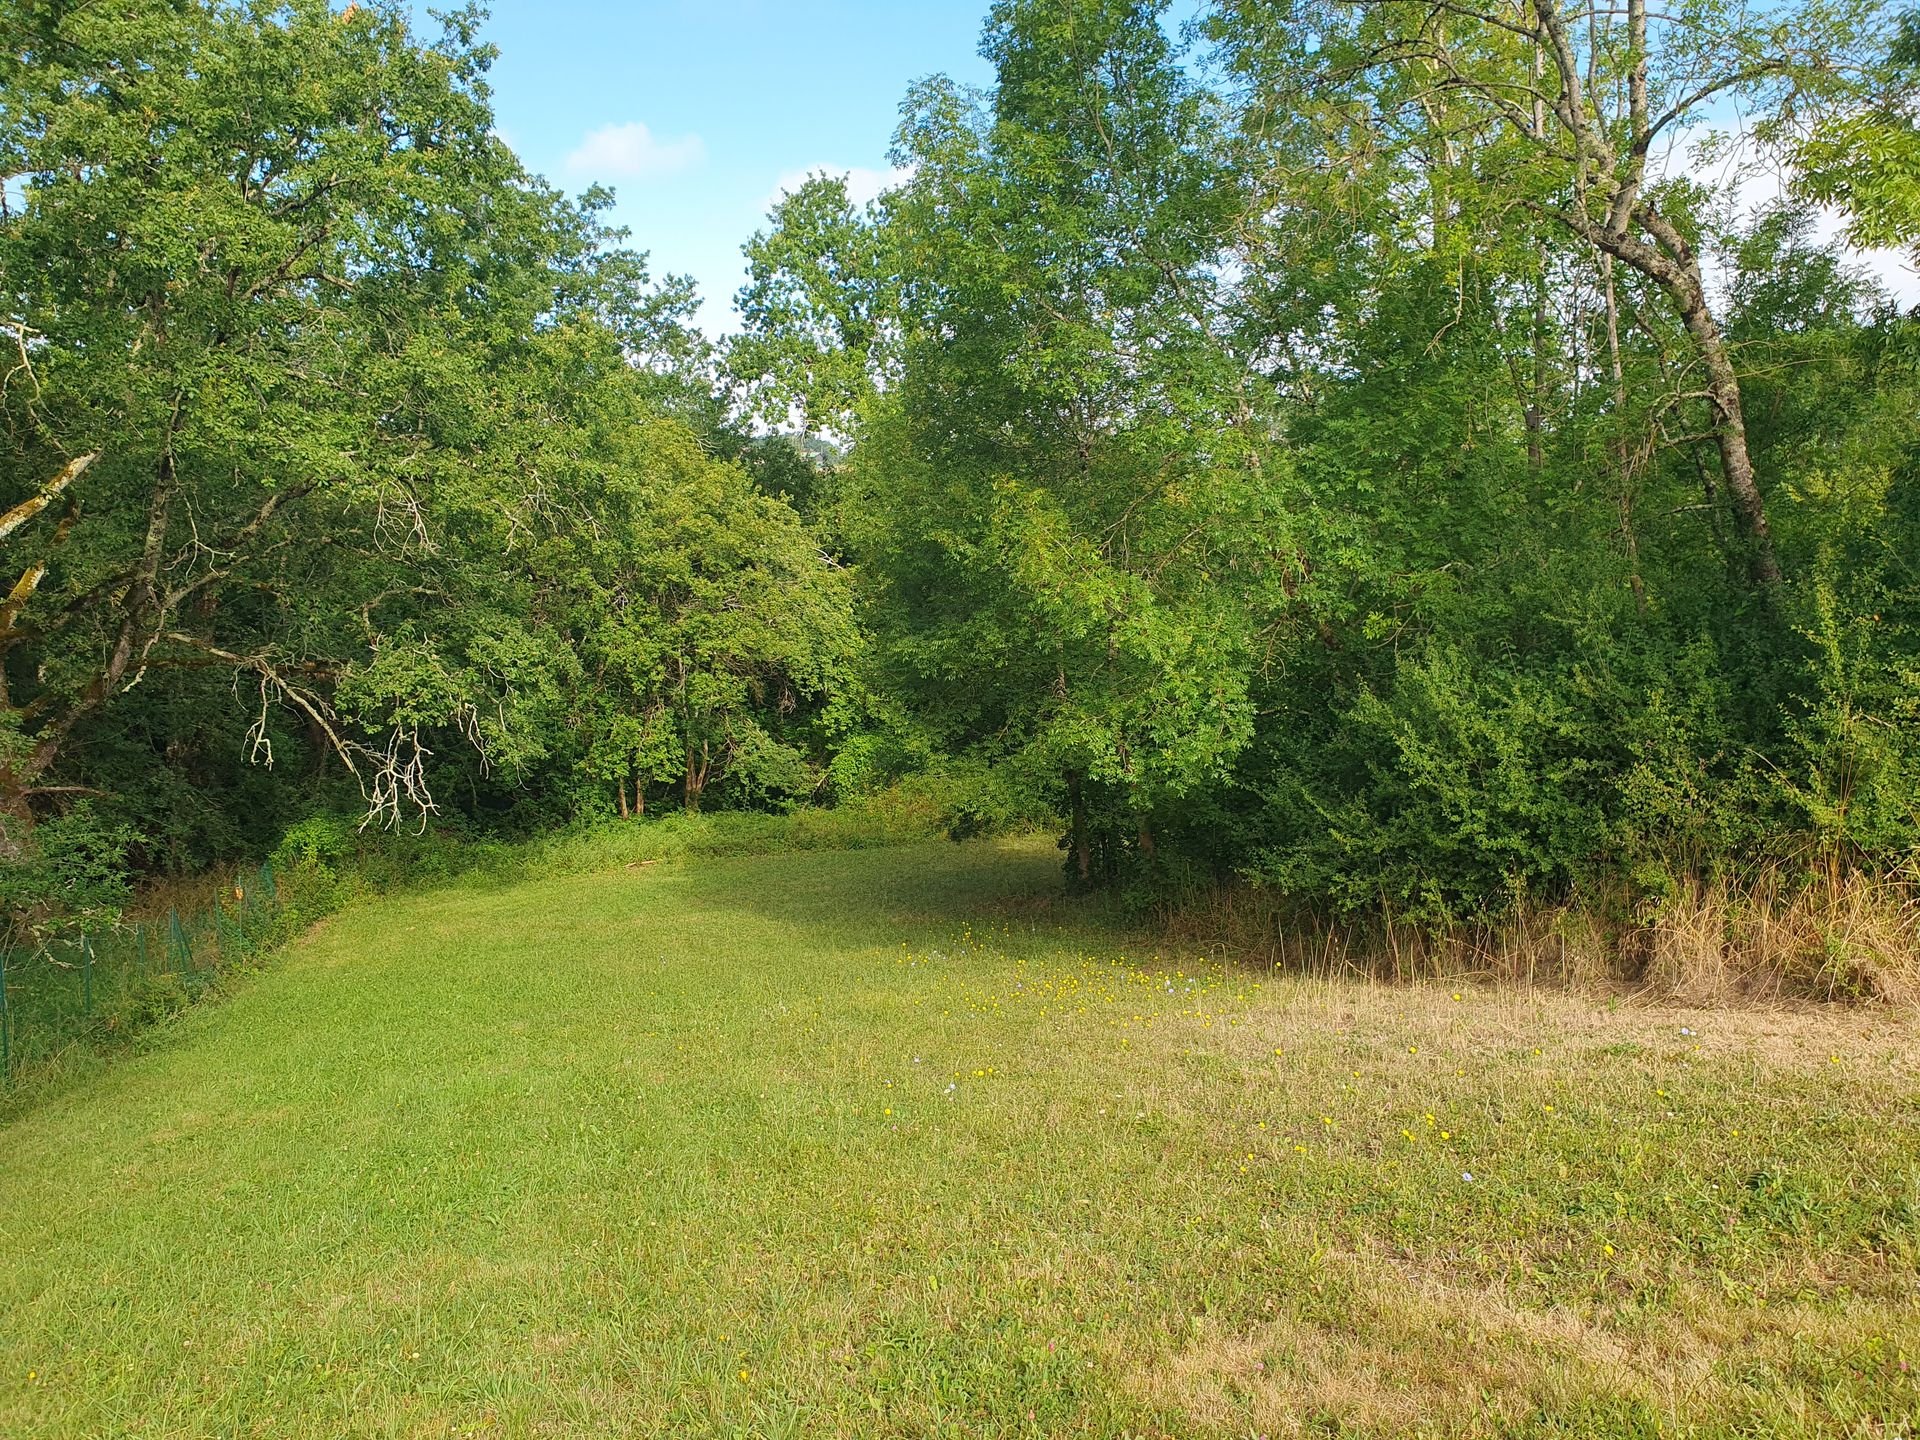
[162,481,316,610]
[0,452,97,545]
[160,631,361,781]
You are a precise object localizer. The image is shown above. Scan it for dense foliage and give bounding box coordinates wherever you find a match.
[734,0,1920,915]
[6,0,1920,940]
[0,0,856,935]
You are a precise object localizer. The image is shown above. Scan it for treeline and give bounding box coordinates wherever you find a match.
[4,0,1920,944]
[0,0,882,941]
[735,0,1920,920]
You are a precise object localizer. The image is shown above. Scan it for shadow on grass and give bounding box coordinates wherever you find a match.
[556,833,1124,951]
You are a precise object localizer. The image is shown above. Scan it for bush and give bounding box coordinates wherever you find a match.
[1,804,140,948]
[271,813,361,874]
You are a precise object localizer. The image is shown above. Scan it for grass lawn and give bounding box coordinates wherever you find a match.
[2,837,1916,1438]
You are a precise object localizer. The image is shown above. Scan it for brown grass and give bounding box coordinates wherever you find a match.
[123,860,267,926]
[1124,1256,1911,1438]
[1165,865,1920,1007]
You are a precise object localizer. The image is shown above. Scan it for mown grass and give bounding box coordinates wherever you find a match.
[0,801,1000,1114]
[1,837,1915,1438]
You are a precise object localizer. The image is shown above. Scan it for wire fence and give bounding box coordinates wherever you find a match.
[0,861,282,1082]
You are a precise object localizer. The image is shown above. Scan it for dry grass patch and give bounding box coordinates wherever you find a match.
[1170,866,1920,1008]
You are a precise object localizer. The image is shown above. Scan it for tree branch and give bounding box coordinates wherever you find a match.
[0,452,97,545]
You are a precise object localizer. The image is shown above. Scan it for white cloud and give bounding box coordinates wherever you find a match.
[565,121,705,181]
[763,163,914,212]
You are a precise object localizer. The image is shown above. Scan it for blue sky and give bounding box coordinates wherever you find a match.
[422,2,1917,336]
[442,2,998,335]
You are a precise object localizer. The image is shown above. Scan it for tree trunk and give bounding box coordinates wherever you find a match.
[1067,771,1091,889]
[1524,0,1782,592]
[1598,252,1649,612]
[0,771,32,863]
[1525,268,1547,479]
[684,742,707,813]
[1667,272,1780,588]
[20,427,179,792]
[616,777,629,819]
[1566,210,1782,590]
[1525,47,1548,481]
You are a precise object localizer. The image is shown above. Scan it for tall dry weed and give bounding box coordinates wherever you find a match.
[1166,866,1920,1006]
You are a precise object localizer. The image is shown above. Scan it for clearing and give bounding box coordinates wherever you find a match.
[1,838,1916,1438]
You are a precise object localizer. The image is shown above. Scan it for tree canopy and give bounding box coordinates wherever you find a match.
[7,0,1920,933]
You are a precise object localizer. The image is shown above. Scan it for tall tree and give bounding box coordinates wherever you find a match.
[520,366,858,818]
[728,174,899,441]
[1210,0,1886,589]
[851,0,1281,883]
[0,0,692,846]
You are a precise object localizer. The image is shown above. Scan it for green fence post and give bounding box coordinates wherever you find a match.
[170,908,192,975]
[1,947,11,1075]
[81,934,94,1015]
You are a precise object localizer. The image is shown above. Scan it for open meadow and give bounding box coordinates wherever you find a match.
[2,838,1916,1438]
[10,1,1920,1434]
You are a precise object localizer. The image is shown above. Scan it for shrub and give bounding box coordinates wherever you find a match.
[1,804,140,949]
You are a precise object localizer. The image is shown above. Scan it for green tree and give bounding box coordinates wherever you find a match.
[0,0,695,849]
[545,413,858,816]
[1797,11,1920,256]
[851,0,1280,885]
[728,174,898,441]
[1211,0,1886,590]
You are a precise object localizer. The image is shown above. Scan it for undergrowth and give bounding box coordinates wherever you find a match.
[1165,863,1920,1007]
